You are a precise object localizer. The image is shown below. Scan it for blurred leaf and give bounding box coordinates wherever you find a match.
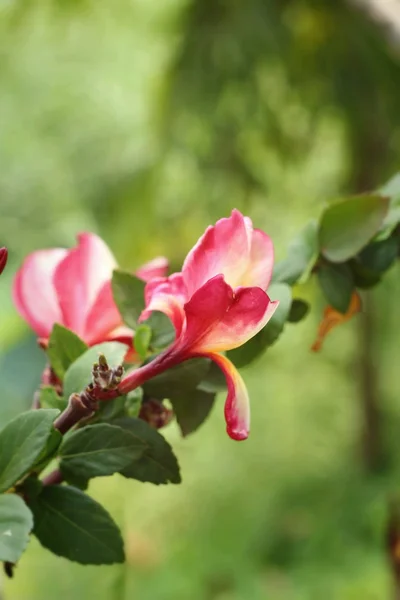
[272,221,318,285]
[378,172,400,238]
[47,325,88,379]
[115,418,181,485]
[228,283,292,368]
[134,324,152,360]
[29,485,124,565]
[317,263,354,314]
[63,342,127,400]
[319,195,389,262]
[60,423,145,484]
[0,410,59,493]
[146,311,176,350]
[198,361,227,393]
[143,358,211,401]
[312,292,362,352]
[125,388,143,418]
[171,389,216,437]
[288,299,310,323]
[350,261,382,289]
[94,396,127,423]
[358,236,398,273]
[39,386,67,412]
[0,494,33,563]
[111,270,145,329]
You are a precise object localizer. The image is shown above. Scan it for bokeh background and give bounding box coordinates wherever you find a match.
[1,0,400,598]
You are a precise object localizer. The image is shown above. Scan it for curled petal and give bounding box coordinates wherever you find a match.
[200,352,250,441]
[53,233,117,336]
[84,281,126,346]
[312,291,362,352]
[241,228,274,290]
[141,273,187,336]
[183,278,279,353]
[136,256,169,282]
[182,209,252,295]
[13,249,67,338]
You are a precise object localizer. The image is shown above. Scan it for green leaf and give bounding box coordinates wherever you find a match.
[32,428,63,472]
[143,358,211,401]
[146,311,176,350]
[111,269,145,329]
[198,361,227,393]
[228,283,292,368]
[29,485,124,565]
[272,221,318,285]
[319,194,390,263]
[114,418,181,485]
[39,386,67,412]
[0,410,60,493]
[47,324,88,379]
[125,388,143,418]
[377,172,400,238]
[63,342,127,400]
[170,389,216,437]
[358,236,398,273]
[317,263,354,313]
[350,260,382,290]
[59,423,146,483]
[0,494,33,563]
[288,299,310,323]
[94,396,128,423]
[134,324,152,359]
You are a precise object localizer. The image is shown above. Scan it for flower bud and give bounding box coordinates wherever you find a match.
[0,247,8,275]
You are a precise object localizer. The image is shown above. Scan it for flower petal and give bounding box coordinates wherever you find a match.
[241,228,274,290]
[200,352,250,441]
[182,209,252,295]
[185,281,279,353]
[53,233,117,336]
[136,256,169,282]
[84,281,125,345]
[141,273,187,336]
[13,249,68,338]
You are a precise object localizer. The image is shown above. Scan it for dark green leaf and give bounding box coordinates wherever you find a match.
[143,358,211,401]
[125,388,143,418]
[134,324,152,359]
[39,386,67,412]
[319,194,390,262]
[111,270,145,329]
[350,260,382,290]
[288,299,310,323]
[198,361,227,393]
[358,237,398,273]
[0,410,60,493]
[59,423,145,482]
[32,428,63,472]
[115,418,181,485]
[377,173,400,238]
[47,324,88,379]
[146,311,176,349]
[228,283,292,368]
[0,494,33,563]
[272,221,318,285]
[171,389,216,437]
[29,485,124,565]
[63,342,127,400]
[94,396,128,423]
[318,263,354,313]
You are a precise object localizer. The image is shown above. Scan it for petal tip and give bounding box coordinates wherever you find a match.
[227,426,249,441]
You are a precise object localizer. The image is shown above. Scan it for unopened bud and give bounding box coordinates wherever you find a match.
[139,399,173,430]
[0,247,8,275]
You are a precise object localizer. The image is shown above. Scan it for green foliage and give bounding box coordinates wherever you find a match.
[125,388,143,418]
[29,485,124,565]
[358,237,398,273]
[59,423,145,484]
[228,283,292,368]
[145,311,176,350]
[32,429,63,473]
[319,195,390,263]
[115,418,181,485]
[63,342,127,400]
[288,299,310,323]
[111,270,145,329]
[317,263,354,313]
[39,386,67,412]
[47,325,88,379]
[273,221,318,285]
[143,358,211,401]
[134,324,152,359]
[0,410,59,493]
[0,494,33,563]
[171,389,216,437]
[379,172,400,237]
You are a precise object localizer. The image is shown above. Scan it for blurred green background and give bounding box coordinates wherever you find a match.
[1,0,400,598]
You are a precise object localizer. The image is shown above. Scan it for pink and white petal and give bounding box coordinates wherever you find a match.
[241,228,274,290]
[84,281,124,345]
[181,275,234,350]
[199,352,250,441]
[144,272,187,307]
[182,209,252,295]
[136,256,169,282]
[191,286,279,353]
[54,233,117,336]
[13,249,68,338]
[140,293,185,339]
[103,325,137,363]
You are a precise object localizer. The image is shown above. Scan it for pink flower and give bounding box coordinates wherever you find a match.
[119,210,278,441]
[0,247,8,276]
[13,233,168,348]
